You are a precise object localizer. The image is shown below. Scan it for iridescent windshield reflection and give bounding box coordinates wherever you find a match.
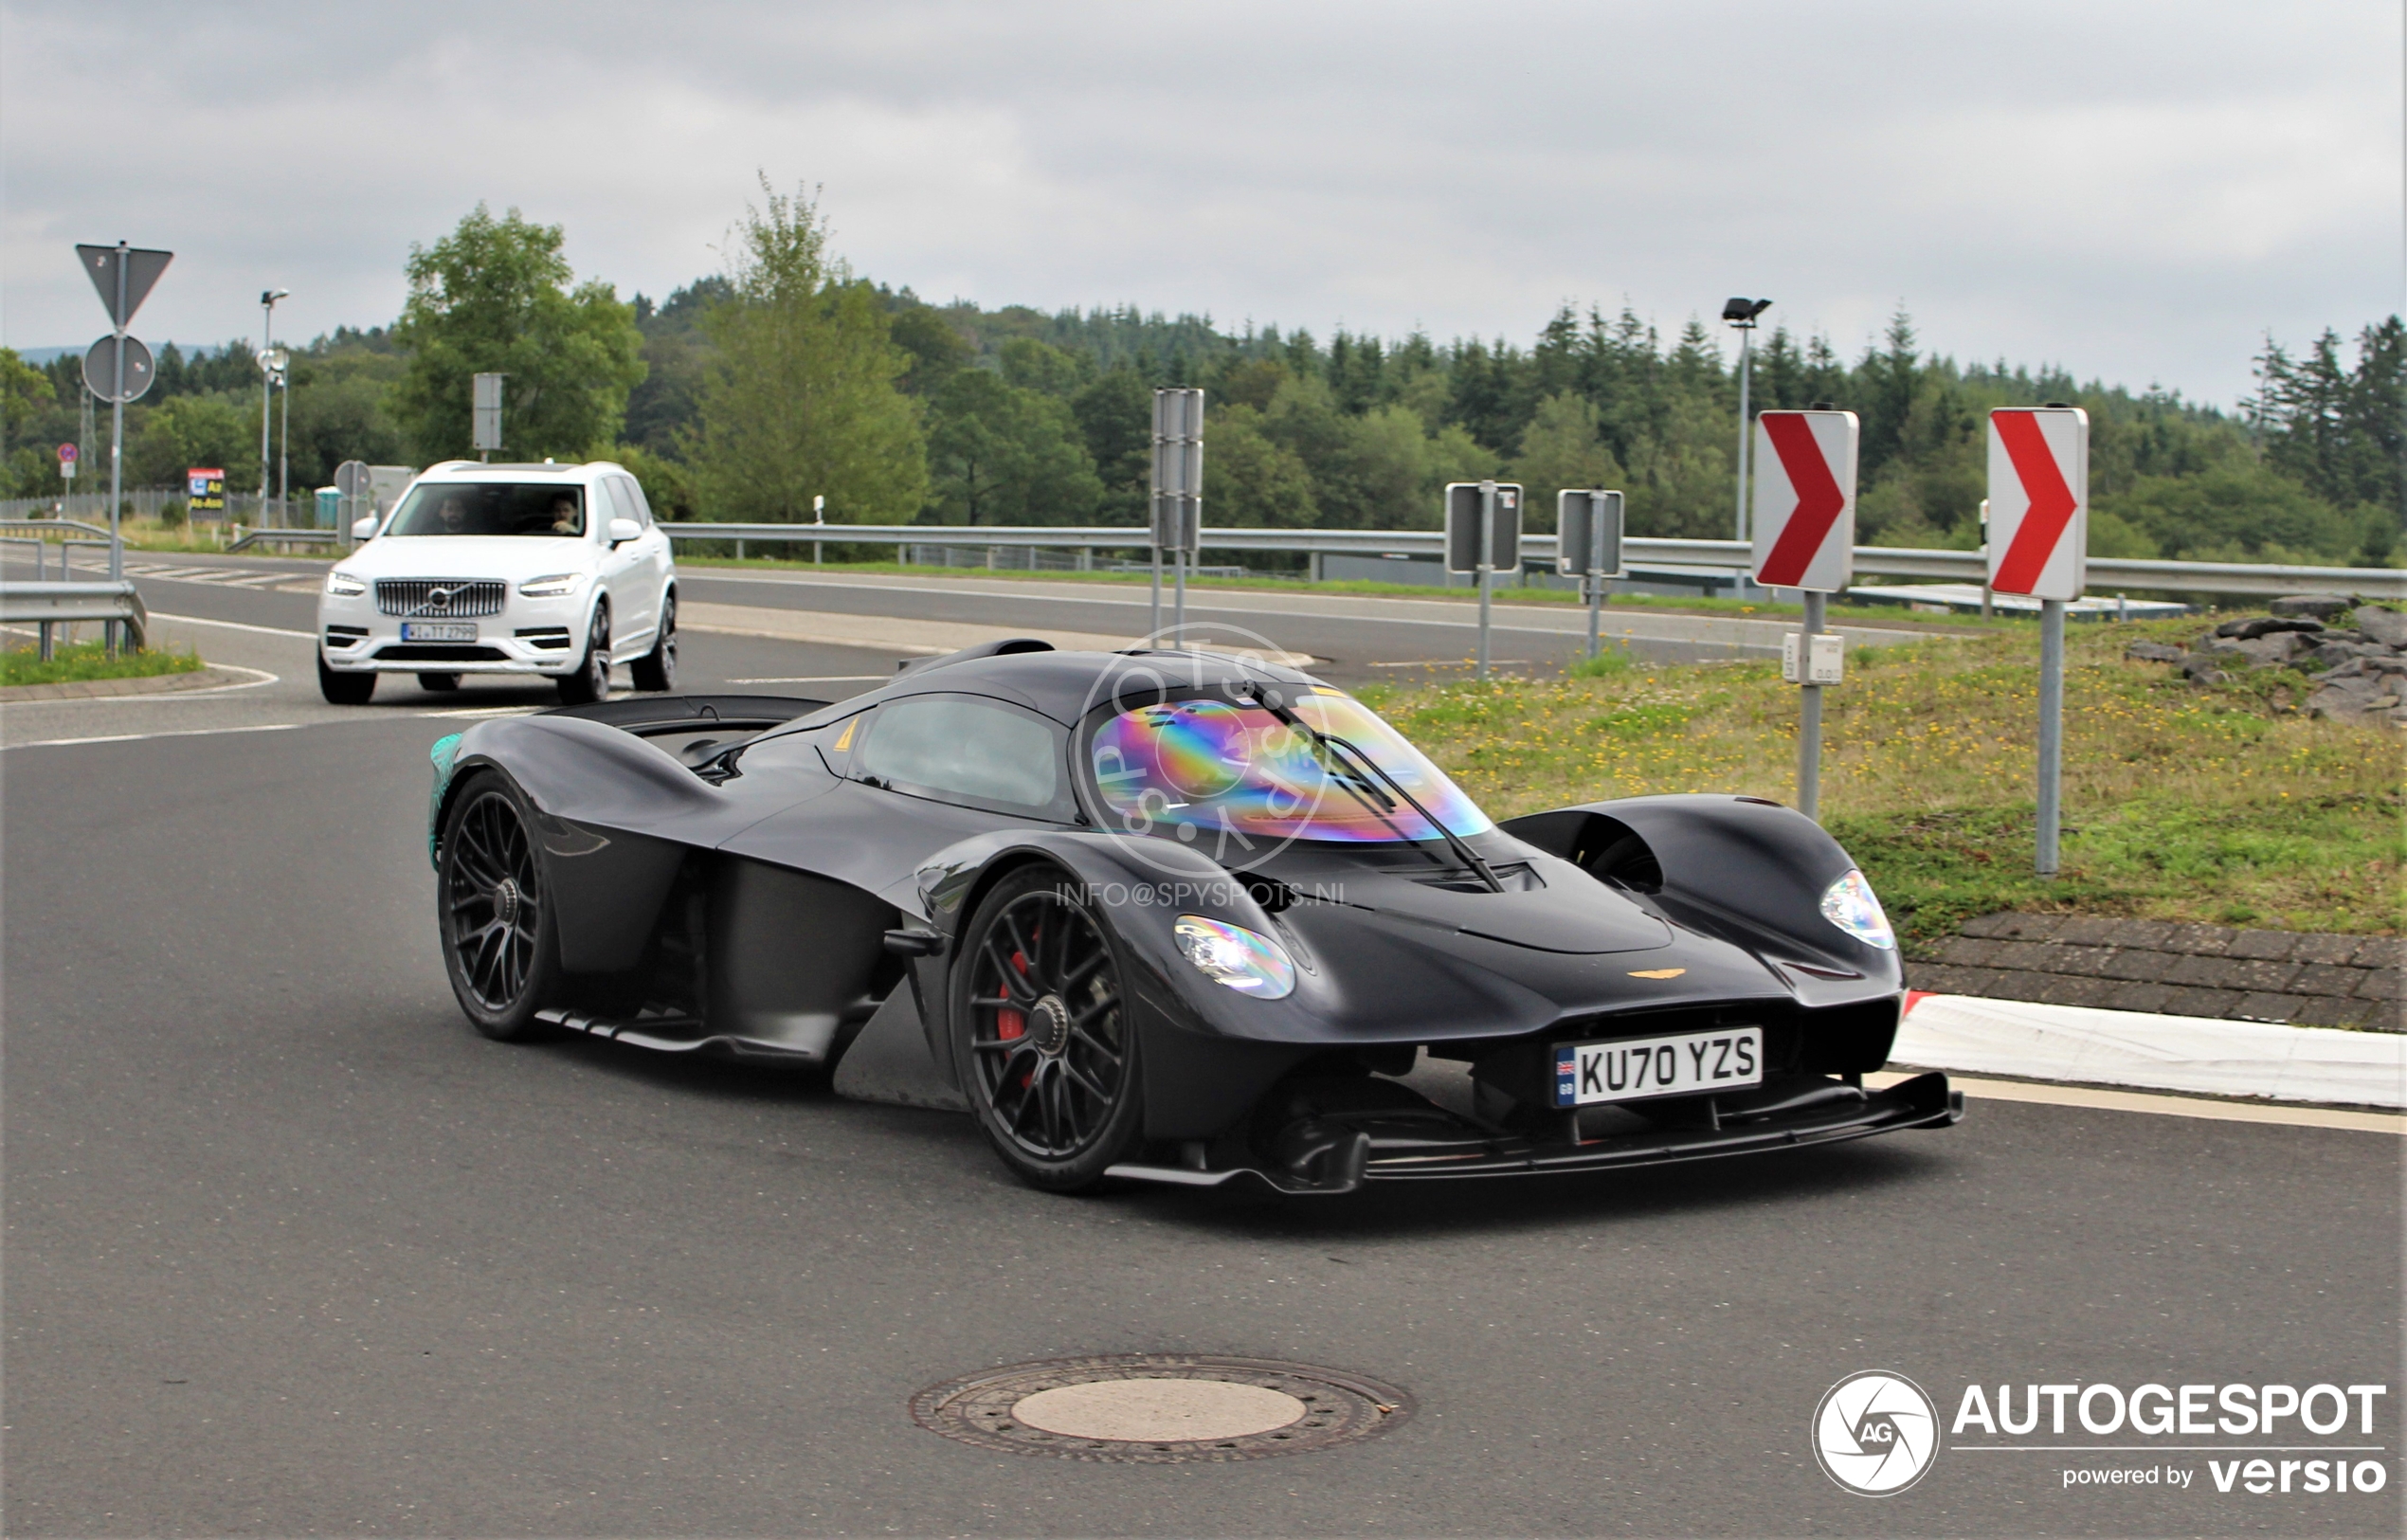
[1087,691,1493,846]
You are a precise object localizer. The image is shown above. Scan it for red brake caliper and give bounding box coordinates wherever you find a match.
[999,947,1031,1086]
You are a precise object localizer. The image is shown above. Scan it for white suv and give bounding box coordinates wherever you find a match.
[317,460,677,705]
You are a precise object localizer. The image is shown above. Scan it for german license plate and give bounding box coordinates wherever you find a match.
[402,621,478,642]
[1553,1026,1763,1106]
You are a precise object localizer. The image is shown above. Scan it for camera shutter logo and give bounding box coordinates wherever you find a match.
[1814,1371,1939,1495]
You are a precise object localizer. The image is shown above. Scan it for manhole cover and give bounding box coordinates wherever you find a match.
[910,1353,1413,1462]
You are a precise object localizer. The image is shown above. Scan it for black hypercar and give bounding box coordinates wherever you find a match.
[425,641,1959,1194]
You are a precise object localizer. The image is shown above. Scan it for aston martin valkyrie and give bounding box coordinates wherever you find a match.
[425,641,1959,1194]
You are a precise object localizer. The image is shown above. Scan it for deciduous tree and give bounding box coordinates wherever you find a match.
[390,205,645,463]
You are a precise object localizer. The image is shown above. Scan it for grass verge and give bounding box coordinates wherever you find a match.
[2,641,206,688]
[1356,615,2403,947]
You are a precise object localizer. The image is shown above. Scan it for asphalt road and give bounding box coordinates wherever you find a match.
[4,553,2398,1536]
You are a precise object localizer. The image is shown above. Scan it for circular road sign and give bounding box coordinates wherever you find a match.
[81,335,155,404]
[57,443,77,464]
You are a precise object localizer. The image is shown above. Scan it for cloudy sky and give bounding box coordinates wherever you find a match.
[3,1,2397,405]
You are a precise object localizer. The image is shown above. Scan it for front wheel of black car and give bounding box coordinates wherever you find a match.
[439,770,563,1042]
[954,865,1142,1191]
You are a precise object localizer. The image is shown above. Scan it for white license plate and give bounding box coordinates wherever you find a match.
[402,621,478,642]
[1553,1026,1764,1106]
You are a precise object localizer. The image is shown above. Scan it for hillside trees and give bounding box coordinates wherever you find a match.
[389,204,645,462]
[683,181,927,524]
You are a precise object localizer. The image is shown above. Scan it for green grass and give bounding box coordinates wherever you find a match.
[2,640,206,688]
[1359,614,2403,948]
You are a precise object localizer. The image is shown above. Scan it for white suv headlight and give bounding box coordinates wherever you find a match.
[518,572,587,598]
[1819,868,1895,950]
[1174,915,1297,998]
[323,569,367,597]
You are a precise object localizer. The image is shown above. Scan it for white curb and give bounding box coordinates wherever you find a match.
[1894,993,2407,1111]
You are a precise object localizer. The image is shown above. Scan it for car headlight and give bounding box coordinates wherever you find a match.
[1819,868,1895,950]
[1174,915,1296,999]
[518,572,586,598]
[323,569,367,597]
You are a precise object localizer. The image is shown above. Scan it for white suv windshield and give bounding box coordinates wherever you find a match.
[387,482,586,537]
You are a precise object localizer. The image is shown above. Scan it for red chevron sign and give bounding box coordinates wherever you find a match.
[1986,408,2089,600]
[1750,410,1858,592]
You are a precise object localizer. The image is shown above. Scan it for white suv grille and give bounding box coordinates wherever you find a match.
[375,579,507,618]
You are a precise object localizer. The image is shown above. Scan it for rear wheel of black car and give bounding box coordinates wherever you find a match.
[554,604,610,706]
[317,653,374,704]
[439,771,563,1042]
[954,865,1142,1191]
[629,590,677,692]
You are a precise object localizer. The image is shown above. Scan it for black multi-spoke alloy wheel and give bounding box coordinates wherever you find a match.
[953,866,1142,1191]
[417,672,461,692]
[629,589,677,692]
[554,604,610,705]
[438,771,563,1041]
[317,652,374,704]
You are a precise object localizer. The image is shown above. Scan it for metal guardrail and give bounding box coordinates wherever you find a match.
[0,580,148,657]
[226,526,338,553]
[660,523,2407,602]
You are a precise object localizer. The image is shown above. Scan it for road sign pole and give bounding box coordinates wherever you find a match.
[1475,480,1494,680]
[106,246,129,653]
[2036,597,2065,875]
[1798,589,1825,819]
[1150,549,1162,638]
[1173,547,1186,637]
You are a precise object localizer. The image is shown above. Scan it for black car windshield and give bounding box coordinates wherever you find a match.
[386,482,585,537]
[1086,688,1493,848]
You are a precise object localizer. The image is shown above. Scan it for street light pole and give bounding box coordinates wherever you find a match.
[276,354,290,518]
[258,288,287,524]
[1722,298,1772,552]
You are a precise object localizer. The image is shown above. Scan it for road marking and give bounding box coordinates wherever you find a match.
[419,705,544,719]
[1867,1069,2405,1134]
[6,722,303,750]
[150,612,317,640]
[724,675,888,684]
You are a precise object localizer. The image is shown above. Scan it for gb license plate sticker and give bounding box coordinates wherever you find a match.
[402,621,478,642]
[1554,1026,1763,1106]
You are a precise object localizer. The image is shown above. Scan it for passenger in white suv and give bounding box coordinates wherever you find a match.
[317,461,677,705]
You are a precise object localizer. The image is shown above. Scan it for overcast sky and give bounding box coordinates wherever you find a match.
[3,1,2397,406]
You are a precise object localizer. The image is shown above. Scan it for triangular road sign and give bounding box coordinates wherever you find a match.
[75,244,173,329]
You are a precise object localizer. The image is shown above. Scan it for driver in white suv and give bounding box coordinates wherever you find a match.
[316,461,677,705]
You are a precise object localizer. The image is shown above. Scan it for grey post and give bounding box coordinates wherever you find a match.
[1586,502,1604,660]
[1798,589,1825,819]
[1476,480,1494,680]
[106,265,125,652]
[258,288,287,519]
[1723,299,1770,545]
[2036,596,2065,874]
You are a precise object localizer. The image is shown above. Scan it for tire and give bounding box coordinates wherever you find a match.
[554,604,610,706]
[952,865,1142,1191]
[417,672,462,693]
[317,652,375,704]
[437,770,563,1042]
[629,590,677,693]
